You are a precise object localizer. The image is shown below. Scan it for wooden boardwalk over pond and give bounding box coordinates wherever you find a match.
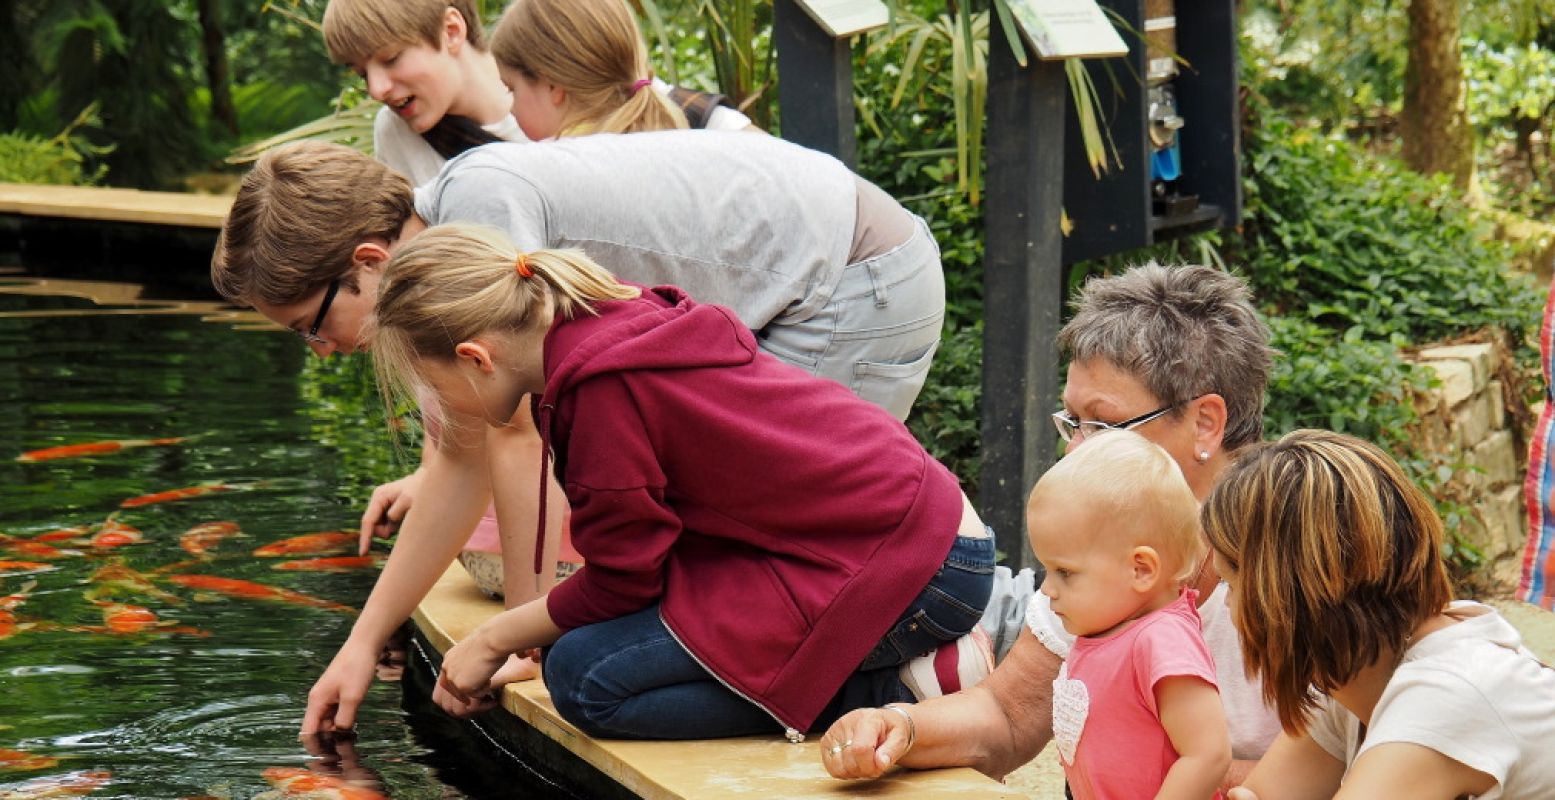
[412,564,1021,799]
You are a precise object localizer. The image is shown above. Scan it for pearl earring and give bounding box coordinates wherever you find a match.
[1196,450,1210,463]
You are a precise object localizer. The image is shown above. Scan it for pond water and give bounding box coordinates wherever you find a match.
[0,276,569,799]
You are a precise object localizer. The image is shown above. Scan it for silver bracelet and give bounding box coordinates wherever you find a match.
[881,703,916,755]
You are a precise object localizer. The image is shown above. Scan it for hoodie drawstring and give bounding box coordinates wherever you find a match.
[533,399,553,576]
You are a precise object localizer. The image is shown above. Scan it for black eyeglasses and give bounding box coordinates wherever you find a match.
[1050,402,1178,444]
[297,279,340,345]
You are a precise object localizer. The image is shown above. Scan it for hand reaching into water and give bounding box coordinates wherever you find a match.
[301,639,382,735]
[820,706,915,779]
[358,470,423,555]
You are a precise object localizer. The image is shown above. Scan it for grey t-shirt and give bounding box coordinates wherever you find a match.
[414,130,860,329]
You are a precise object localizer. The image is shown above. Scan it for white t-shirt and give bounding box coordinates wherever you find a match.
[1305,601,1555,799]
[1027,581,1282,760]
[373,105,530,187]
[372,82,752,187]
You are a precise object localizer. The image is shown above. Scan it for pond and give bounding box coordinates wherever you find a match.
[0,275,571,799]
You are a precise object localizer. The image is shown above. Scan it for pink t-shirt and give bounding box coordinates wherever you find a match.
[1053,589,1219,800]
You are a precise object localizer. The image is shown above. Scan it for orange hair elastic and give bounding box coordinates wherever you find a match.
[515,253,534,278]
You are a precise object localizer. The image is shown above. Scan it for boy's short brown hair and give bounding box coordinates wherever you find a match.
[211,141,414,307]
[323,0,485,65]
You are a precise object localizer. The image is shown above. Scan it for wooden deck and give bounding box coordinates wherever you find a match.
[0,182,231,229]
[411,564,1022,799]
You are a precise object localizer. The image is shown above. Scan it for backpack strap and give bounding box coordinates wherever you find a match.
[664,85,736,130]
[421,115,504,160]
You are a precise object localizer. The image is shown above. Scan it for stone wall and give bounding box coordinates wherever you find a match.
[1413,341,1528,588]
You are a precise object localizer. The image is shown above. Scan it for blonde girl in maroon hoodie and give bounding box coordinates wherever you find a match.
[368,223,994,741]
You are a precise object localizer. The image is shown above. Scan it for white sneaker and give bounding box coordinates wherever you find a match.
[899,626,995,700]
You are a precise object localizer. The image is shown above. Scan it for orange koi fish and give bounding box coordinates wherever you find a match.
[252,532,357,558]
[178,522,241,558]
[167,574,357,615]
[78,601,208,637]
[31,527,88,543]
[272,556,382,573]
[0,747,58,772]
[119,483,234,509]
[0,561,53,577]
[16,437,186,463]
[260,767,387,800]
[0,769,112,798]
[1,541,81,560]
[83,563,183,605]
[87,520,143,549]
[0,582,37,640]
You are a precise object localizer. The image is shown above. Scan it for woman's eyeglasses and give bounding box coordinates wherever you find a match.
[296,279,340,345]
[1050,402,1178,444]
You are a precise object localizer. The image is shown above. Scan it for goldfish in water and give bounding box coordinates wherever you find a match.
[0,747,58,772]
[75,601,208,637]
[0,562,53,577]
[1,541,81,560]
[82,562,183,605]
[166,574,357,615]
[259,767,387,800]
[87,520,142,549]
[119,483,235,509]
[271,556,382,573]
[178,522,242,558]
[252,532,357,558]
[30,527,88,543]
[0,769,112,798]
[0,581,37,640]
[16,436,186,463]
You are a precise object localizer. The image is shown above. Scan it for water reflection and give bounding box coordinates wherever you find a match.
[0,275,511,799]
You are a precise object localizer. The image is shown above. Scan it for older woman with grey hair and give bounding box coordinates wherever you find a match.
[821,263,1282,791]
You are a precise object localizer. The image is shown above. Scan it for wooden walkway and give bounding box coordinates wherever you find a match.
[412,564,1022,799]
[0,182,231,229]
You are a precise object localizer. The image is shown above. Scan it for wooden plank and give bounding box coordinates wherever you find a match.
[412,564,1021,799]
[0,183,231,229]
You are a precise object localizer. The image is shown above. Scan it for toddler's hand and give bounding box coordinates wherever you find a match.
[1226,788,1260,800]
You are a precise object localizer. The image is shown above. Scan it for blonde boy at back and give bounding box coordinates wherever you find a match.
[1028,430,1230,799]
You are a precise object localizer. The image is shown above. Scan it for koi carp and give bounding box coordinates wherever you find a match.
[178,522,242,558]
[0,581,37,640]
[74,601,208,637]
[119,483,234,509]
[259,767,387,800]
[0,769,112,798]
[0,562,52,577]
[82,562,183,605]
[252,532,357,558]
[31,528,88,543]
[87,520,142,549]
[271,556,382,573]
[0,747,58,772]
[1,541,81,560]
[166,575,357,615]
[16,436,186,462]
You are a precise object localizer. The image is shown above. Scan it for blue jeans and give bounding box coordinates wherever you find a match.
[542,533,995,739]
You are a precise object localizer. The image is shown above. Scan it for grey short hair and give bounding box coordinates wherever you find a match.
[1058,263,1273,450]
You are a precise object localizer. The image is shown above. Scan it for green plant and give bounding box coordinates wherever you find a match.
[0,104,111,185]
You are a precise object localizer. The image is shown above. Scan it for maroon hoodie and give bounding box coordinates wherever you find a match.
[534,285,965,735]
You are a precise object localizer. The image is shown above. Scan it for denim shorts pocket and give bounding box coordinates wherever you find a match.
[857,605,966,671]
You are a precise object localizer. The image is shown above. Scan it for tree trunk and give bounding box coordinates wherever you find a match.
[1401,0,1472,189]
[196,0,238,137]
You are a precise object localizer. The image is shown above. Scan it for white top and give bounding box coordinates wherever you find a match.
[1305,601,1555,799]
[373,105,530,187]
[1028,581,1282,760]
[372,81,752,187]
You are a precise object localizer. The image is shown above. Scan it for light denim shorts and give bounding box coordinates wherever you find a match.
[756,216,946,421]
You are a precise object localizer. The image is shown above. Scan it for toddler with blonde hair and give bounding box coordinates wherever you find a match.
[1028,430,1230,800]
